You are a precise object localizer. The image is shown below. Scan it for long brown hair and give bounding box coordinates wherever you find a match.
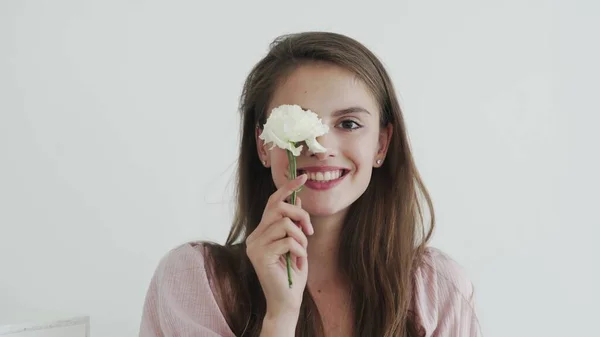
[204,31,434,337]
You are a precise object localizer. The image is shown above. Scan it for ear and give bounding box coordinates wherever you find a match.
[375,123,393,166]
[255,126,269,167]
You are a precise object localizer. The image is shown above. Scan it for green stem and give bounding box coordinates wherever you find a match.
[286,149,297,288]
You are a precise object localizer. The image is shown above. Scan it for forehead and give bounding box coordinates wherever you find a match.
[268,63,379,117]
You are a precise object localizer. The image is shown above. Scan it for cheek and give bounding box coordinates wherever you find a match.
[344,136,378,167]
[269,149,288,169]
[268,149,290,187]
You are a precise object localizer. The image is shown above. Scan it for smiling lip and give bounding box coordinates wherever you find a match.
[296,166,350,191]
[298,166,348,173]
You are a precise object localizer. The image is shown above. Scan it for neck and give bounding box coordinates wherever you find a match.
[307,209,347,285]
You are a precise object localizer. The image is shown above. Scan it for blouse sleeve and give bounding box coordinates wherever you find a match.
[413,248,482,337]
[139,243,235,337]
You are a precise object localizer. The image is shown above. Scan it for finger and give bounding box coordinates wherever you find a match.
[259,201,313,237]
[270,237,307,258]
[283,187,303,204]
[294,255,308,272]
[258,217,308,249]
[248,175,310,244]
[250,201,312,242]
[267,174,307,207]
[293,197,313,235]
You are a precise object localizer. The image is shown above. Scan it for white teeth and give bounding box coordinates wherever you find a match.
[307,170,343,181]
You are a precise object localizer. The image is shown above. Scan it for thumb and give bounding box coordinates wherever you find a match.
[296,196,302,208]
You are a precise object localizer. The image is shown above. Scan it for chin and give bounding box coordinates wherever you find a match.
[302,200,350,218]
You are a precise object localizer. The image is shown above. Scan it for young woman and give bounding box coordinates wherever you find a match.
[139,32,480,337]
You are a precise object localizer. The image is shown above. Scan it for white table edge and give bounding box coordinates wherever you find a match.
[0,316,90,336]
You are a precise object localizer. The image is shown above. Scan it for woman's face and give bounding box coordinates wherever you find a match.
[257,62,392,217]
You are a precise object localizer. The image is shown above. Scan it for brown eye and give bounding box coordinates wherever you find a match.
[337,120,362,130]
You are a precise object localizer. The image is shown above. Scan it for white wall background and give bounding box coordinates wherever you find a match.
[1,0,598,336]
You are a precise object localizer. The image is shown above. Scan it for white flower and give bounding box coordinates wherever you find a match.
[259,104,329,156]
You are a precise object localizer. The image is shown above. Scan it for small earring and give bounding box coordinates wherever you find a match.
[376,159,383,165]
[262,160,267,166]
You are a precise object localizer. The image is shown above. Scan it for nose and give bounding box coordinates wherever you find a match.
[305,134,335,161]
[312,150,329,161]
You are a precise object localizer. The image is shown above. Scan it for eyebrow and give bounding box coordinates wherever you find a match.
[332,106,372,116]
[298,105,372,116]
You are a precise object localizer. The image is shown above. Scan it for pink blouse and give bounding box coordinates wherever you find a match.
[139,242,481,336]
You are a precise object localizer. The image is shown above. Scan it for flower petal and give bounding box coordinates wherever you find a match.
[259,128,288,151]
[305,137,327,153]
[288,143,303,156]
[260,104,330,154]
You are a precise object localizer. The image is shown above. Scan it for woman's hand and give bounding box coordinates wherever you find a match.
[246,174,313,324]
